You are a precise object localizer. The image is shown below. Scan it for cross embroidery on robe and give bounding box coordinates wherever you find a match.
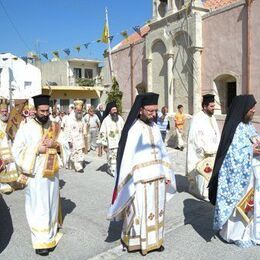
[148,213,155,220]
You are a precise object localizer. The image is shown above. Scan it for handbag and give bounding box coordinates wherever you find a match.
[196,156,215,181]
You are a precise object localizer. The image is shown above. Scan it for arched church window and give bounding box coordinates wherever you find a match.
[175,0,184,10]
[158,0,168,18]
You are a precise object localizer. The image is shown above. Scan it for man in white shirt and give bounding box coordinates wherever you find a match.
[186,94,220,200]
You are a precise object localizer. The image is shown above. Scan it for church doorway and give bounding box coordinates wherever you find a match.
[214,74,237,114]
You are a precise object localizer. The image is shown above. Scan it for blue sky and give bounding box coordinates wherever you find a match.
[0,0,151,60]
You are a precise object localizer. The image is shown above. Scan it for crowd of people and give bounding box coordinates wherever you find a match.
[0,92,260,256]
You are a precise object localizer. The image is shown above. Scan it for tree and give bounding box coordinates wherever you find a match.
[106,77,123,114]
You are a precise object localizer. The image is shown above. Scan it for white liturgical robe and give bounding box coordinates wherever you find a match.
[12,119,70,250]
[66,116,85,172]
[186,111,220,200]
[99,114,124,176]
[108,119,176,255]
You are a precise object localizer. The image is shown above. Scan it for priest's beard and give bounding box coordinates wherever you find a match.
[111,113,119,122]
[75,112,83,121]
[139,114,154,125]
[204,107,214,117]
[0,115,8,122]
[36,114,49,125]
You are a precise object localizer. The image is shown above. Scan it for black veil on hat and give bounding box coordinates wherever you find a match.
[112,92,159,204]
[103,101,117,119]
[208,94,257,205]
[32,94,50,108]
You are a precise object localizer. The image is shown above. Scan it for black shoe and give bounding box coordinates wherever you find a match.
[158,245,164,252]
[48,246,56,252]
[35,249,49,256]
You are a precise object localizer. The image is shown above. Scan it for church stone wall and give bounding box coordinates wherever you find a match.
[151,40,168,109]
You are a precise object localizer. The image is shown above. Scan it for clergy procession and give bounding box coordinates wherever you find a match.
[0,91,260,259]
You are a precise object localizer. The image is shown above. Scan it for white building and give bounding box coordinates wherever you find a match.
[37,58,104,111]
[0,53,41,100]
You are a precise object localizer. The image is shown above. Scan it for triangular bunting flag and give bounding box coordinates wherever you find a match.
[31,53,38,59]
[21,57,28,64]
[120,31,128,39]
[84,43,90,49]
[52,51,60,59]
[133,26,142,37]
[109,36,114,43]
[75,46,81,52]
[63,48,71,56]
[41,53,49,60]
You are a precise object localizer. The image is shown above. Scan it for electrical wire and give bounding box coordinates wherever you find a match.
[0,0,31,51]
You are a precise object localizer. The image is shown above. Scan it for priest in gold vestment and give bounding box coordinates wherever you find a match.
[0,99,19,194]
[12,95,70,256]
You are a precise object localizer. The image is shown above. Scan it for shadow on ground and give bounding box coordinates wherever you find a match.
[0,196,13,254]
[61,197,76,222]
[105,220,124,243]
[175,174,189,193]
[84,161,91,168]
[183,198,215,242]
[59,179,66,190]
[96,163,108,173]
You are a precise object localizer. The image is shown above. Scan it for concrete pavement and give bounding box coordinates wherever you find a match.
[1,148,260,259]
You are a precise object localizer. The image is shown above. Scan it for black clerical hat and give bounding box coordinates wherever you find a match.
[32,94,50,108]
[103,101,117,119]
[202,94,215,103]
[141,92,159,106]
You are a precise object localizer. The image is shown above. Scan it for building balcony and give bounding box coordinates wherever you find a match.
[68,76,103,87]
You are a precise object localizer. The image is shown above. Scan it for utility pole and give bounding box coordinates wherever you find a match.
[130,44,134,106]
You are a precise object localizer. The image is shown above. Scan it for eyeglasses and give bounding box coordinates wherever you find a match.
[143,108,158,114]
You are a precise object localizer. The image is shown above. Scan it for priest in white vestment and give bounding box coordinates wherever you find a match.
[98,101,124,177]
[12,95,70,256]
[107,93,176,256]
[66,100,86,173]
[186,94,220,200]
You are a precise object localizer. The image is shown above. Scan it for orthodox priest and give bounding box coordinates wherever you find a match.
[66,100,86,172]
[107,93,176,256]
[209,95,260,248]
[12,95,70,256]
[0,99,19,193]
[98,101,124,177]
[186,94,220,200]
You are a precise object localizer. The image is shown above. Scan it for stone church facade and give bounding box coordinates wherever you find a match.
[103,0,260,127]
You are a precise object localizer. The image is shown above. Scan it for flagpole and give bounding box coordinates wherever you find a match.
[105,7,114,80]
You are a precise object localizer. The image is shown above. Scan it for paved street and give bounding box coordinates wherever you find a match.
[1,148,260,259]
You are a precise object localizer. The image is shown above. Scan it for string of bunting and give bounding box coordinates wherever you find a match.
[0,23,147,62]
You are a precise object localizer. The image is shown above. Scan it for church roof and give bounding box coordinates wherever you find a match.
[113,0,239,51]
[113,25,150,50]
[203,0,239,10]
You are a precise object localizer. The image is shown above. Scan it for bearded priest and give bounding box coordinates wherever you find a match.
[107,92,176,256]
[12,94,70,256]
